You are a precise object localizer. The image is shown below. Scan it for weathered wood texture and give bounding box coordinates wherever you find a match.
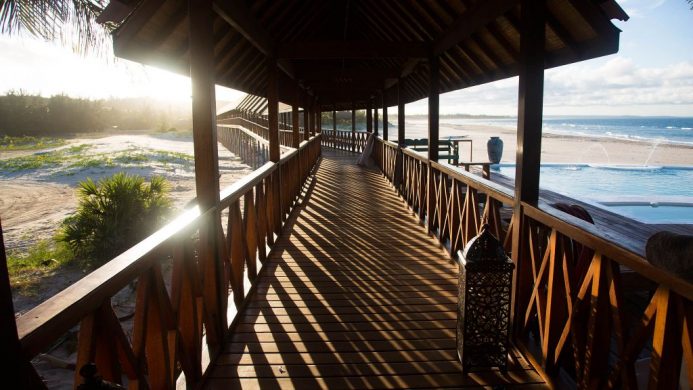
[217,124,270,169]
[203,149,547,389]
[372,137,693,389]
[321,129,368,153]
[218,111,295,148]
[13,117,322,388]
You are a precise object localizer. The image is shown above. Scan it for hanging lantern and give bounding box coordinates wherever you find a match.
[457,224,515,372]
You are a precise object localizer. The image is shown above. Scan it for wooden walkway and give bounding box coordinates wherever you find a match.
[203,149,547,389]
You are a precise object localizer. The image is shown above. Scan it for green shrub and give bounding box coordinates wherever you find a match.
[60,173,172,265]
[7,238,74,292]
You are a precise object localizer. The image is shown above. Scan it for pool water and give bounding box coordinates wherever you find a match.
[493,164,693,224]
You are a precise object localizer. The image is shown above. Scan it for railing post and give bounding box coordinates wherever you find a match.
[511,0,546,340]
[189,0,224,352]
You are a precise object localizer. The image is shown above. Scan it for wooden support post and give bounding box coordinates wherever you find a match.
[374,98,379,136]
[317,106,322,133]
[366,102,373,134]
[311,105,317,136]
[333,107,337,132]
[511,0,546,337]
[397,80,405,144]
[428,55,440,162]
[303,104,310,141]
[292,102,300,148]
[189,0,224,351]
[382,90,388,140]
[351,105,356,152]
[267,58,280,162]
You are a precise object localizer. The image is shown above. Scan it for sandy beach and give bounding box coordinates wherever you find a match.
[401,119,693,166]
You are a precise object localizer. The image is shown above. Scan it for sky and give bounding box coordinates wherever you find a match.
[1,0,692,117]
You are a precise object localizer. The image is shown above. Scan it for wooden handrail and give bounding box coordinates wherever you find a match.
[13,123,323,387]
[17,206,207,357]
[524,201,693,300]
[372,136,693,388]
[431,160,514,204]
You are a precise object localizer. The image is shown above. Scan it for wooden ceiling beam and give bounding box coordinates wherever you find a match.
[297,67,400,82]
[433,0,518,55]
[212,0,296,80]
[114,0,165,45]
[276,41,428,60]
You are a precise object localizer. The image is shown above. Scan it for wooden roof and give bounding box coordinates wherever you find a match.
[105,0,627,111]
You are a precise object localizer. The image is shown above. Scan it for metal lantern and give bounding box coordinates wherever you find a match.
[457,224,515,372]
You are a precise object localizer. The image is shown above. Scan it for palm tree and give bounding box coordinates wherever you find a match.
[0,0,109,52]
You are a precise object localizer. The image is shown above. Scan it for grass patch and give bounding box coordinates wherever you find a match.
[0,151,65,171]
[68,157,115,169]
[0,135,66,151]
[152,150,194,165]
[7,238,75,292]
[0,144,93,172]
[0,143,194,174]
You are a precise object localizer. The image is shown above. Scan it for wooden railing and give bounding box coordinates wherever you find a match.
[13,134,322,388]
[217,124,269,169]
[218,110,298,148]
[321,129,369,153]
[372,137,692,389]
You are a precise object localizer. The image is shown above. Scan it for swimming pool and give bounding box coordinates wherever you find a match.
[493,164,693,224]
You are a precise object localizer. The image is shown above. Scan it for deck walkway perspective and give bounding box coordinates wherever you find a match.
[202,149,548,389]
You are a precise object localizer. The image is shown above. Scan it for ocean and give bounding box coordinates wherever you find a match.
[387,116,693,224]
[442,116,693,146]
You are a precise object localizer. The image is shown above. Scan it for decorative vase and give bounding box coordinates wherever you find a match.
[487,137,503,164]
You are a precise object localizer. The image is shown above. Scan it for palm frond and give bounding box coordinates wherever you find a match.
[0,0,112,54]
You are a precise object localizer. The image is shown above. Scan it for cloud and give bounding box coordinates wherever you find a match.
[544,56,693,107]
[424,55,693,116]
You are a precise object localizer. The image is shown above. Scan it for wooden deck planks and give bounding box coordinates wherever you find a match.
[203,150,548,389]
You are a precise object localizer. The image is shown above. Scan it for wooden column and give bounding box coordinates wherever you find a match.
[511,0,546,336]
[366,102,373,134]
[317,106,322,133]
[351,105,356,152]
[189,0,223,349]
[374,98,379,136]
[267,58,280,162]
[397,80,405,144]
[333,106,337,132]
[428,56,440,161]
[303,102,310,141]
[292,102,300,148]
[382,90,388,140]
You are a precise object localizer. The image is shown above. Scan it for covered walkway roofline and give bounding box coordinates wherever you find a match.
[104,0,627,111]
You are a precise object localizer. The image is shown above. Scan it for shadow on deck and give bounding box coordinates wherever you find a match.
[202,149,547,389]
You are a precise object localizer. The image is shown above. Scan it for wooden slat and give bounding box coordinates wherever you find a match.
[201,150,547,388]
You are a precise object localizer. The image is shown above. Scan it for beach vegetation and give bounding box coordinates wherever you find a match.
[59,173,172,265]
[6,237,74,293]
[0,135,66,150]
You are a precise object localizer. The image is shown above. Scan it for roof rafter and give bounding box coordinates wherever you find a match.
[276,41,429,60]
[212,0,297,80]
[433,0,518,55]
